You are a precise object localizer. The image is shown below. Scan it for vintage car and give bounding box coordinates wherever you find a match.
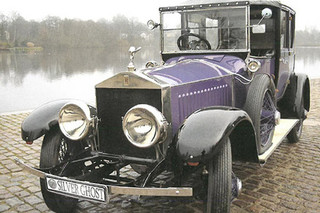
[16,0,310,212]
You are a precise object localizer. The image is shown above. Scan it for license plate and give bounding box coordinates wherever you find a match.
[45,174,108,203]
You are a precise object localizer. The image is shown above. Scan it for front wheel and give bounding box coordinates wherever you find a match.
[206,139,232,213]
[40,127,80,213]
[244,75,276,154]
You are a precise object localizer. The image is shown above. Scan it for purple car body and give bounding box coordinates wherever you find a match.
[147,55,246,133]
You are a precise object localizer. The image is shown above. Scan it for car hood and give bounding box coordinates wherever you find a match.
[145,55,246,86]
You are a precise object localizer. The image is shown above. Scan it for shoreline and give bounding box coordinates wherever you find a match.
[295,45,320,48]
[1,78,319,116]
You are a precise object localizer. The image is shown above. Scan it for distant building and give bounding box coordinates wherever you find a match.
[26,42,35,47]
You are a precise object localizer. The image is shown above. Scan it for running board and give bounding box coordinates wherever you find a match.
[258,119,298,164]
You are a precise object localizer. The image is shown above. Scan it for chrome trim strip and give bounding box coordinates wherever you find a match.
[232,75,235,107]
[246,5,249,50]
[15,158,193,197]
[159,1,250,11]
[109,186,192,197]
[14,158,45,179]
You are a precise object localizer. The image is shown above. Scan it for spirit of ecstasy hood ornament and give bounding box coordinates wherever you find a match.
[127,46,141,71]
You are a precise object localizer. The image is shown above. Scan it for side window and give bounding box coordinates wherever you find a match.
[280,10,289,49]
[289,13,295,48]
[188,22,200,35]
[249,6,275,55]
[205,18,219,49]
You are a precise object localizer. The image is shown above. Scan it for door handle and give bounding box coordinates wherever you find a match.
[280,58,288,64]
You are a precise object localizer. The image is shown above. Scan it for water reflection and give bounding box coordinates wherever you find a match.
[296,47,320,65]
[0,47,161,113]
[0,47,318,113]
[295,47,320,79]
[0,47,160,86]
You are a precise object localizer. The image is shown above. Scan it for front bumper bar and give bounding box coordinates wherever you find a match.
[14,158,193,197]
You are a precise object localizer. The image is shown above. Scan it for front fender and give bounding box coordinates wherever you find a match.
[21,100,96,142]
[174,106,258,163]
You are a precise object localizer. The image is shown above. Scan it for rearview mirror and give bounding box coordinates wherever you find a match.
[147,20,160,30]
[262,8,272,19]
[256,8,272,26]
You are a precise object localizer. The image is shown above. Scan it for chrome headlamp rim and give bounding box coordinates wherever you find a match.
[247,58,261,73]
[58,101,92,141]
[122,104,168,148]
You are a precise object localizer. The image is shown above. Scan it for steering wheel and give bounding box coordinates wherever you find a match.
[177,33,211,50]
[218,38,239,49]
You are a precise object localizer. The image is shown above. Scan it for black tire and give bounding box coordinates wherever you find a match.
[244,75,276,154]
[287,120,303,143]
[287,92,305,143]
[40,127,78,213]
[206,139,232,213]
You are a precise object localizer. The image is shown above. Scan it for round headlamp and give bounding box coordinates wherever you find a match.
[59,101,92,140]
[122,104,168,148]
[247,59,261,73]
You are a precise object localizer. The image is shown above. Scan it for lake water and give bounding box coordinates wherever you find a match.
[0,47,319,113]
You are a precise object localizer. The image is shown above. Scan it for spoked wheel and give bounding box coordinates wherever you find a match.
[40,127,81,213]
[260,90,277,147]
[206,139,232,213]
[244,75,276,154]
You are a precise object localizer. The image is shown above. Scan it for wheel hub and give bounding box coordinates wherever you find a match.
[231,173,242,200]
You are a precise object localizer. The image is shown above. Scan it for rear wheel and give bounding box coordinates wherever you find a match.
[244,75,276,154]
[40,127,79,213]
[287,92,306,143]
[206,139,232,213]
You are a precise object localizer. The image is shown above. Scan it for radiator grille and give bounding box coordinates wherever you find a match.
[96,88,161,159]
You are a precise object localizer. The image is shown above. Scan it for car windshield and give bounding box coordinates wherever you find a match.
[161,6,248,53]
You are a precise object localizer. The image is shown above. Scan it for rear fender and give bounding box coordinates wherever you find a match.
[295,73,310,116]
[174,107,259,164]
[21,100,96,142]
[278,73,310,118]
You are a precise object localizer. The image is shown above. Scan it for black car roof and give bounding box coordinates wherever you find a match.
[159,0,295,14]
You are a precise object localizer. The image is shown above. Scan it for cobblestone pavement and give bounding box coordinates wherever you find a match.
[1,79,319,213]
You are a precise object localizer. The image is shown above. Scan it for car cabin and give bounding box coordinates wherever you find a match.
[158,0,295,99]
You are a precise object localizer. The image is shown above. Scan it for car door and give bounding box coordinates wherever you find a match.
[277,9,294,100]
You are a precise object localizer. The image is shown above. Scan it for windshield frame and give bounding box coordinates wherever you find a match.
[160,5,250,54]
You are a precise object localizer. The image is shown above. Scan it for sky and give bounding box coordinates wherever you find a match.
[1,0,319,31]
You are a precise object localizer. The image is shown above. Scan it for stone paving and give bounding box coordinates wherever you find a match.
[0,78,319,213]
